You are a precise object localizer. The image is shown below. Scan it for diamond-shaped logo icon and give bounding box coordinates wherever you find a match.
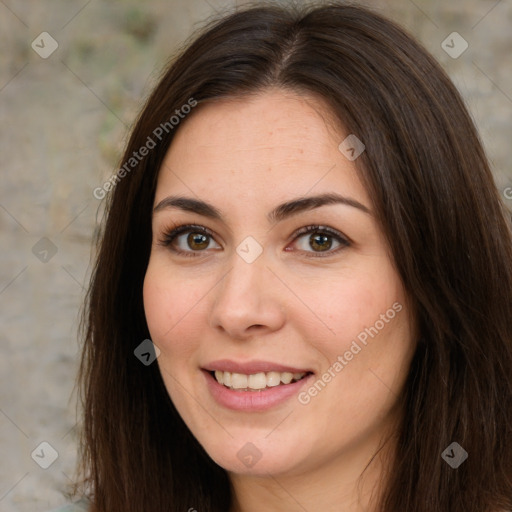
[236,236,263,264]
[338,134,365,161]
[31,32,59,59]
[237,442,262,468]
[31,441,59,469]
[441,441,468,468]
[32,237,58,263]
[134,339,161,366]
[441,32,468,59]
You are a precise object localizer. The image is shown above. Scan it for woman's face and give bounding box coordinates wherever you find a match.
[143,89,416,478]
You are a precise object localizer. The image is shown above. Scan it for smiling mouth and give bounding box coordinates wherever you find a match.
[210,370,312,391]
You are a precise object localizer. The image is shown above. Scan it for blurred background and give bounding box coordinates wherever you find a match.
[0,0,511,510]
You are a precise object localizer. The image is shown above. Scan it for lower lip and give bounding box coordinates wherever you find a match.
[203,370,313,411]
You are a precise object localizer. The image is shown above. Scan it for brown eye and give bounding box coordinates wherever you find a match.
[292,225,350,256]
[309,233,333,252]
[186,232,210,251]
[159,224,221,257]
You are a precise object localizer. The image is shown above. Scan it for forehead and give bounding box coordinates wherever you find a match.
[154,89,370,212]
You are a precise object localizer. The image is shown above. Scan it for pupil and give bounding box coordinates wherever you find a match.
[188,232,208,250]
[311,234,331,251]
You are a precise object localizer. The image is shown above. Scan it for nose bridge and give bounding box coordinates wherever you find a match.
[220,232,269,298]
[209,244,285,337]
[217,247,269,313]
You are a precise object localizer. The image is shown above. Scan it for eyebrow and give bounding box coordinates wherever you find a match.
[153,192,371,223]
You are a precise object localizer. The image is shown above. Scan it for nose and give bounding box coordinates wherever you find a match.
[208,249,286,340]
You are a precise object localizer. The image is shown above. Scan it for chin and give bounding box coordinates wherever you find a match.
[198,435,310,477]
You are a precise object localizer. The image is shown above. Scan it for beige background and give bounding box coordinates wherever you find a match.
[0,0,511,510]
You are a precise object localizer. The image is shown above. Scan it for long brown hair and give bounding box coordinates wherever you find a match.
[72,2,512,511]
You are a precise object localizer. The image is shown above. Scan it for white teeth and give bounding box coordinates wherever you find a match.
[212,370,307,390]
[280,372,293,384]
[231,373,248,389]
[248,372,267,389]
[266,371,281,387]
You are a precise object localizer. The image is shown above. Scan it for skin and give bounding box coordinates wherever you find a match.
[143,88,417,512]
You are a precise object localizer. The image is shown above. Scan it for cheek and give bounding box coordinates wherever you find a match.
[143,269,172,341]
[143,264,188,349]
[143,262,210,366]
[143,259,185,332]
[302,266,402,344]
[299,259,411,391]
[143,264,213,436]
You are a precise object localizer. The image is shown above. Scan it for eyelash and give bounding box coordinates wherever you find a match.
[158,223,351,258]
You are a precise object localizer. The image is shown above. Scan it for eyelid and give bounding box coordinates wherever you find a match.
[157,224,219,255]
[289,225,351,258]
[157,223,351,257]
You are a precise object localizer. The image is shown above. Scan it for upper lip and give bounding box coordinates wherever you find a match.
[203,359,313,374]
